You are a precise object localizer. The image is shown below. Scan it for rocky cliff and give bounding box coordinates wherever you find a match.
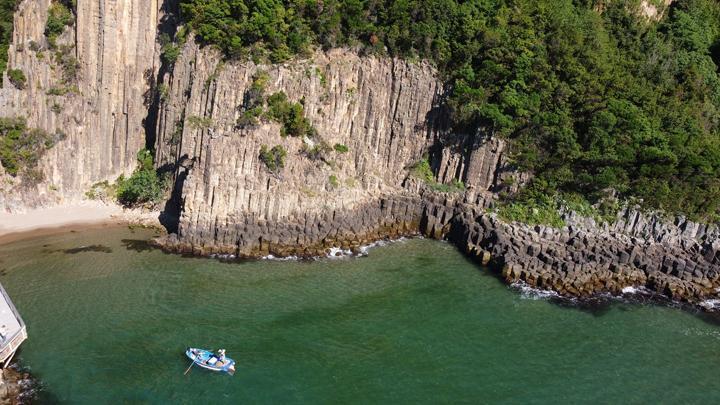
[0,0,162,211]
[1,0,719,306]
[150,36,720,304]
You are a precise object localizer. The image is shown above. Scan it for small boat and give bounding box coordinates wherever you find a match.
[185,347,236,375]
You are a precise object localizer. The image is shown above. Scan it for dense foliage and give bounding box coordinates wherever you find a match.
[178,0,720,221]
[0,0,17,79]
[7,67,24,88]
[45,1,74,47]
[116,149,166,207]
[0,117,58,181]
[265,91,317,137]
[259,144,287,171]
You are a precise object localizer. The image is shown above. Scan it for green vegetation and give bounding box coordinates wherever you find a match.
[159,33,181,65]
[45,1,74,48]
[46,85,78,96]
[328,174,339,188]
[7,67,25,89]
[265,91,316,137]
[409,158,465,193]
[178,0,720,221]
[53,44,79,83]
[116,149,166,207]
[0,0,18,79]
[186,115,213,130]
[303,141,331,161]
[0,117,58,180]
[85,180,116,201]
[259,144,287,172]
[333,143,349,153]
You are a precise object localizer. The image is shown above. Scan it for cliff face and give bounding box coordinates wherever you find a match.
[155,41,443,255]
[1,0,718,305]
[0,0,162,211]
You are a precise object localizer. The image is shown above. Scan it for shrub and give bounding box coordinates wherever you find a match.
[116,149,165,206]
[497,196,565,229]
[409,158,434,183]
[328,175,339,188]
[7,68,26,89]
[161,43,181,65]
[45,1,73,47]
[54,45,79,82]
[303,141,331,161]
[158,84,169,101]
[236,107,262,129]
[186,115,213,130]
[259,144,286,172]
[0,117,54,180]
[333,143,349,153]
[85,180,116,201]
[265,92,316,138]
[46,85,78,96]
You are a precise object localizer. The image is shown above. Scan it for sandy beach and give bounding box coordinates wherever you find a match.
[0,201,162,244]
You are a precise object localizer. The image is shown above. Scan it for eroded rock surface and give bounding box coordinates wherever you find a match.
[0,0,162,211]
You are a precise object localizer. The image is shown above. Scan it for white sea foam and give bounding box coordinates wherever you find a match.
[261,254,299,261]
[699,299,720,311]
[327,247,352,258]
[511,281,563,300]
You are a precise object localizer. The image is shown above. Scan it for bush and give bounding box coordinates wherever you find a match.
[497,200,566,229]
[328,175,339,188]
[409,158,434,183]
[7,68,26,89]
[303,141,331,161]
[409,157,465,193]
[161,43,181,65]
[45,1,73,47]
[236,107,262,129]
[333,144,349,153]
[54,45,79,82]
[116,149,164,206]
[186,115,213,130]
[0,117,54,180]
[265,92,316,138]
[259,144,287,172]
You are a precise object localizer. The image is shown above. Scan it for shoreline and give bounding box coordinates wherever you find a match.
[0,201,163,245]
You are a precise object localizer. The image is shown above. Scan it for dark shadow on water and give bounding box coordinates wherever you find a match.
[121,239,157,253]
[548,296,614,317]
[61,245,113,254]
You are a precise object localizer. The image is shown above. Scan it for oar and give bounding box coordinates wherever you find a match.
[184,359,195,375]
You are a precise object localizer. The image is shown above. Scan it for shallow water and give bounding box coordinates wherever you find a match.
[0,225,719,403]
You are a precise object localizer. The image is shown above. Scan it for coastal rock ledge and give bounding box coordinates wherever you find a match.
[0,0,717,306]
[151,39,720,305]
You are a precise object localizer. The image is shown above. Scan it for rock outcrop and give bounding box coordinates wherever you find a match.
[154,40,448,256]
[0,0,162,211]
[425,199,720,303]
[0,0,718,307]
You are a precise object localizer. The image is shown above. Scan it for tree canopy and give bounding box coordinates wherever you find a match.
[179,0,720,220]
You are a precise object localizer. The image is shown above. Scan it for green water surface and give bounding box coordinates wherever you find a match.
[0,225,719,404]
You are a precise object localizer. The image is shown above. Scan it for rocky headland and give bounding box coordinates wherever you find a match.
[0,0,718,308]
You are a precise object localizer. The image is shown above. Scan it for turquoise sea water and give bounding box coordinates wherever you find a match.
[0,225,719,404]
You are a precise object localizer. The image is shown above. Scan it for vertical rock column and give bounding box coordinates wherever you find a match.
[0,0,162,210]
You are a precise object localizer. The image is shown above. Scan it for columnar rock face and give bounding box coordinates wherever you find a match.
[419,196,720,303]
[154,38,720,305]
[155,41,447,256]
[0,0,161,211]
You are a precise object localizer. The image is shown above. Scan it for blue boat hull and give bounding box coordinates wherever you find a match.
[186,348,236,375]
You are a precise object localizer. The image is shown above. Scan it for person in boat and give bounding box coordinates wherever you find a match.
[217,349,226,362]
